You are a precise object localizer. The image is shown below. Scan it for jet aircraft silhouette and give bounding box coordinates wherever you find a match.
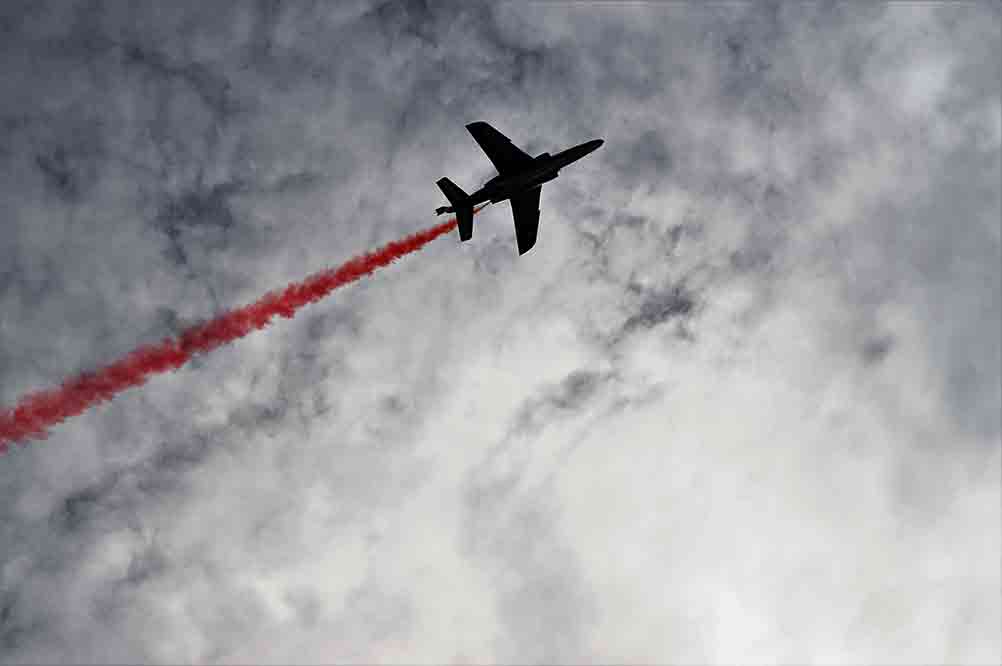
[436,122,604,255]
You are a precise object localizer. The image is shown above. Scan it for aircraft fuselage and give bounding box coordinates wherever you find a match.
[468,139,604,206]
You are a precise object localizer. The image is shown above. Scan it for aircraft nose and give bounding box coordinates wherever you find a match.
[564,139,604,163]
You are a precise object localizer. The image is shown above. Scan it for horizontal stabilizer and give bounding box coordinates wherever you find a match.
[436,177,473,241]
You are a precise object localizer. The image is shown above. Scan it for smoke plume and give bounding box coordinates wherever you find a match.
[0,212,482,450]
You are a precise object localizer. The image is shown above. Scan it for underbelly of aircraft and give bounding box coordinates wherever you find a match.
[491,171,558,203]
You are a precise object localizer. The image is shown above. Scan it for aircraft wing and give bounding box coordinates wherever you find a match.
[466,121,534,174]
[510,185,541,255]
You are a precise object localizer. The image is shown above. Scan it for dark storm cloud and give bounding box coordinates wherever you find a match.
[0,1,998,663]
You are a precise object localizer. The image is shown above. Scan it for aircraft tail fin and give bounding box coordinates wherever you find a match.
[437,177,473,241]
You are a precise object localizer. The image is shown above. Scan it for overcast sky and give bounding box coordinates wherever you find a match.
[0,1,999,664]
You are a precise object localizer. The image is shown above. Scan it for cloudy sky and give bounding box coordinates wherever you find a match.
[0,1,999,663]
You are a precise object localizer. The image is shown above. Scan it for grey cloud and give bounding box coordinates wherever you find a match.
[861,334,895,365]
[622,284,696,336]
[512,370,609,435]
[119,42,239,120]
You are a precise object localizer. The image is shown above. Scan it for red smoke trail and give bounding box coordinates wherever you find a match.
[0,208,484,451]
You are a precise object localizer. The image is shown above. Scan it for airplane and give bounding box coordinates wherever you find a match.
[435,122,604,255]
